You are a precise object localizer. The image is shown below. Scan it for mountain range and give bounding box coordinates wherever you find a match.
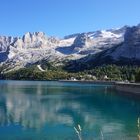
[0,24,140,72]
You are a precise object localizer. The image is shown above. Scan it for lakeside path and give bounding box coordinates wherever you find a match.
[59,80,115,85]
[115,82,140,95]
[59,80,140,95]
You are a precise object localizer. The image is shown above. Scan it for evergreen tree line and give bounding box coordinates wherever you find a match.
[0,65,140,82]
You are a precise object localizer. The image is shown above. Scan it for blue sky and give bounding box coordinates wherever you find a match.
[1,0,140,37]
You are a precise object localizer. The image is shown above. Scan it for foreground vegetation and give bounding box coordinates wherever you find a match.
[0,64,140,82]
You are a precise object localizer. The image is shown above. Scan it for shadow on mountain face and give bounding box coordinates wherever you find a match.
[55,46,75,55]
[0,52,8,63]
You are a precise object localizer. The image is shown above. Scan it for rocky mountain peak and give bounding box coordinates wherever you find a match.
[0,36,17,52]
[72,33,91,48]
[14,32,50,49]
[34,32,45,37]
[22,32,32,43]
[22,32,46,42]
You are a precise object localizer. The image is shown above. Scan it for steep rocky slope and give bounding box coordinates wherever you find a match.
[67,25,140,71]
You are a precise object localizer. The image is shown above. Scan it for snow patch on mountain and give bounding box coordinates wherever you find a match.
[100,30,122,38]
[37,65,45,71]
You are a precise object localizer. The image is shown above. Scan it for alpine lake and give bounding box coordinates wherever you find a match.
[0,80,139,140]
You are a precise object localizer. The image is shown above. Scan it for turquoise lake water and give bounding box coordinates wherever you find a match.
[0,80,140,140]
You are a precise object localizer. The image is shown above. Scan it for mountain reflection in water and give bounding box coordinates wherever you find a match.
[0,80,140,140]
